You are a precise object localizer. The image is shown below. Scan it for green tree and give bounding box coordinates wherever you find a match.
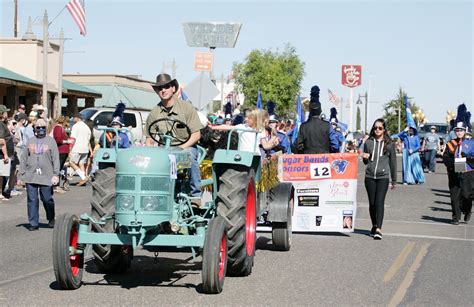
[356,106,361,131]
[233,44,305,117]
[383,87,420,135]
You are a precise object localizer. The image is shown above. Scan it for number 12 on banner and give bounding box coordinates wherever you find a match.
[310,163,332,179]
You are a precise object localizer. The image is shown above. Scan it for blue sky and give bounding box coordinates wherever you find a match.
[1,0,472,125]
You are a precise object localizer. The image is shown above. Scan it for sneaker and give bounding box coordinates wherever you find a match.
[374,230,383,240]
[48,219,55,228]
[77,177,89,186]
[369,226,376,237]
[10,190,21,196]
[464,212,471,223]
[54,187,66,194]
[27,225,39,231]
[62,182,70,191]
[452,219,460,225]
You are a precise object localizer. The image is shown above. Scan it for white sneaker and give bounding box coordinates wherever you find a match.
[10,190,22,196]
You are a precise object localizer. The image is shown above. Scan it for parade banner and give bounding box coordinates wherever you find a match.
[279,153,358,232]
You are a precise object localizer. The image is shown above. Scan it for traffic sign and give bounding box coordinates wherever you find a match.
[193,51,214,72]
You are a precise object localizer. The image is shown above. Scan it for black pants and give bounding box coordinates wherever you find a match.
[365,177,389,228]
[58,153,68,187]
[448,171,472,220]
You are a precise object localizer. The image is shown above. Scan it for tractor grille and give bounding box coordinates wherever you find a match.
[141,177,170,191]
[117,176,135,191]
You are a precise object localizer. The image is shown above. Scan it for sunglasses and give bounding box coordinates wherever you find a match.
[374,126,384,131]
[156,84,173,91]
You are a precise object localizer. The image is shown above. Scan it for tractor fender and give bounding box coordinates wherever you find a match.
[267,182,294,223]
[212,149,261,199]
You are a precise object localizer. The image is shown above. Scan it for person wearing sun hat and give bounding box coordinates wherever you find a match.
[145,73,203,202]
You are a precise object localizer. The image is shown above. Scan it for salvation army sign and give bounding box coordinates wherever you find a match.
[341,65,362,88]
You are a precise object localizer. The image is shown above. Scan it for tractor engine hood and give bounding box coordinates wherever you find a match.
[117,147,192,175]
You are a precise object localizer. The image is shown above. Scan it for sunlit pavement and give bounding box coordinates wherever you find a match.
[0,160,472,306]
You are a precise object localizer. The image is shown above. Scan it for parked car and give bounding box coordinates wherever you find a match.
[80,107,150,144]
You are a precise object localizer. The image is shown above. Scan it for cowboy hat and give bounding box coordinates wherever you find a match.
[152,73,179,92]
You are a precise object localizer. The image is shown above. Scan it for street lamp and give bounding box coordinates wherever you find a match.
[356,91,368,133]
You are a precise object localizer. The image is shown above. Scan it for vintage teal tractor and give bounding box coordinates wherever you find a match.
[52,118,293,294]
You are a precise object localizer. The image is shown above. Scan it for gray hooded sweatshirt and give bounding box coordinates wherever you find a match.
[363,138,397,182]
[19,135,60,186]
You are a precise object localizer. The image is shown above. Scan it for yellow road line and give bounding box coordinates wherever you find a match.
[383,242,415,283]
[388,243,430,307]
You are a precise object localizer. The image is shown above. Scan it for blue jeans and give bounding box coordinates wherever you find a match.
[189,146,201,197]
[26,183,55,227]
[424,149,437,172]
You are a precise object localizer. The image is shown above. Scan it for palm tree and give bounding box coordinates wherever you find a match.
[383,87,419,135]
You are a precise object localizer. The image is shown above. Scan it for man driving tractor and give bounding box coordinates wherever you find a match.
[145,73,203,201]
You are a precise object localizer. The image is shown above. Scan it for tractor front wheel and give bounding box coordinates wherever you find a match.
[52,214,84,290]
[216,168,257,276]
[90,167,132,273]
[202,216,228,294]
[271,194,293,251]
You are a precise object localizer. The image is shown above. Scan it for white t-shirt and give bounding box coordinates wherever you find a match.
[234,124,266,155]
[70,120,91,154]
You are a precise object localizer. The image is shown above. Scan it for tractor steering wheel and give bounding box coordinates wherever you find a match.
[147,118,192,146]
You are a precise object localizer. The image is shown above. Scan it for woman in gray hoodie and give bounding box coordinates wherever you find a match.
[362,119,397,240]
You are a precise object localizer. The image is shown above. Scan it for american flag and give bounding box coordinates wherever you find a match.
[67,0,86,36]
[328,89,340,107]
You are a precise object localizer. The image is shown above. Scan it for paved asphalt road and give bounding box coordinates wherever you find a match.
[0,158,472,306]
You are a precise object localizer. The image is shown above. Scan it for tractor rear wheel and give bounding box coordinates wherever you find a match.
[216,168,257,276]
[90,167,132,273]
[202,216,228,294]
[52,214,83,290]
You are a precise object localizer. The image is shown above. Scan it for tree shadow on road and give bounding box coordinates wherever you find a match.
[421,215,453,224]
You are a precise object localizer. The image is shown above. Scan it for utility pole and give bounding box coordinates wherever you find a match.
[356,91,368,133]
[42,10,49,109]
[56,29,64,118]
[13,0,19,37]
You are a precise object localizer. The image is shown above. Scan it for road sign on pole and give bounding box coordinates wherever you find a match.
[193,51,214,72]
[342,65,362,131]
[182,22,242,48]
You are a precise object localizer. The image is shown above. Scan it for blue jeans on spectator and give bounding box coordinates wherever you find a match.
[26,183,55,227]
[189,146,201,197]
[424,149,437,172]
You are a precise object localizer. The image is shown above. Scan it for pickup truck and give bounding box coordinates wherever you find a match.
[79,107,150,144]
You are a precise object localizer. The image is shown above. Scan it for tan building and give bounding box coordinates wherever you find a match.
[0,33,100,117]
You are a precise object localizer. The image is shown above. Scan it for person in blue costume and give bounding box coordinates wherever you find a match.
[100,102,130,149]
[398,126,425,184]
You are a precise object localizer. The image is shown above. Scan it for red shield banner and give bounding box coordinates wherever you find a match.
[341,65,362,88]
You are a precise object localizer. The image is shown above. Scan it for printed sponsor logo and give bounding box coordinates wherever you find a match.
[331,159,349,174]
[328,181,350,198]
[297,188,319,194]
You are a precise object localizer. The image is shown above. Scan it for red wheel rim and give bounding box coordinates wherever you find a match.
[218,233,227,280]
[69,227,81,276]
[245,180,256,256]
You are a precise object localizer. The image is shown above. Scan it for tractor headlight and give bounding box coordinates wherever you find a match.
[117,195,135,211]
[141,196,168,211]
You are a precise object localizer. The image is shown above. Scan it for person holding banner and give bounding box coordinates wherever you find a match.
[362,118,397,240]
